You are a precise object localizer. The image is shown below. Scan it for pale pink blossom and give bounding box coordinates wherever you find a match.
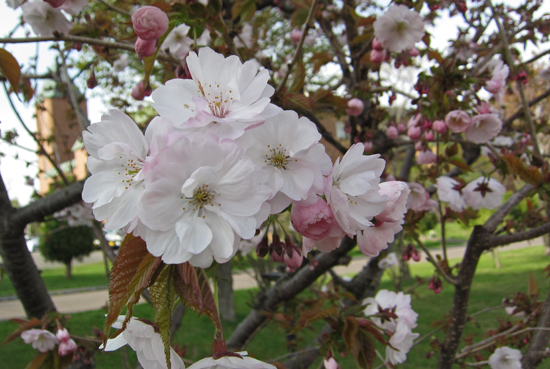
[435,177,465,212]
[488,347,522,369]
[162,24,210,60]
[363,290,418,331]
[291,196,335,240]
[22,1,73,36]
[385,322,419,365]
[152,47,280,139]
[135,38,156,59]
[357,220,403,257]
[138,134,271,267]
[424,130,435,141]
[103,317,185,369]
[432,120,447,134]
[363,141,373,152]
[237,110,332,213]
[464,113,502,144]
[377,181,409,223]
[187,353,275,369]
[397,123,406,132]
[59,0,88,15]
[346,98,364,116]
[463,177,505,210]
[56,329,77,356]
[372,37,384,50]
[409,47,420,57]
[323,357,339,369]
[417,149,436,165]
[7,0,24,9]
[406,182,437,212]
[386,126,399,139]
[407,113,421,129]
[113,54,129,72]
[21,329,59,353]
[131,6,169,40]
[445,110,471,133]
[302,221,344,254]
[378,252,398,269]
[44,0,65,8]
[373,5,425,52]
[485,60,509,101]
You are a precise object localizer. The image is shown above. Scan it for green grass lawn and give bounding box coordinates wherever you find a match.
[0,262,108,298]
[1,246,548,368]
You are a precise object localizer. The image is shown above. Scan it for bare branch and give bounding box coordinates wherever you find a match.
[523,290,550,368]
[274,0,320,97]
[483,183,535,234]
[318,18,351,82]
[488,221,550,248]
[96,0,131,16]
[503,88,550,127]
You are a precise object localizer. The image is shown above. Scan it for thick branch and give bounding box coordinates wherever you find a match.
[484,183,535,233]
[9,181,84,234]
[503,88,550,127]
[226,237,355,351]
[318,18,351,83]
[488,221,550,248]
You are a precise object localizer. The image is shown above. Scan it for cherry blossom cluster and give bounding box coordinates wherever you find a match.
[436,176,506,212]
[363,290,419,365]
[82,46,410,270]
[21,326,78,357]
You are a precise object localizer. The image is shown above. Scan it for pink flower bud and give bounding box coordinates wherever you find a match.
[386,126,399,139]
[58,338,78,356]
[346,98,364,116]
[433,120,447,134]
[407,126,421,140]
[370,49,386,64]
[409,47,420,57]
[476,101,492,114]
[363,141,373,152]
[131,81,152,100]
[397,123,406,132]
[135,38,156,59]
[445,110,471,133]
[44,0,66,8]
[417,150,437,165]
[290,29,302,43]
[291,196,334,240]
[56,328,70,343]
[284,248,303,270]
[414,141,423,151]
[429,276,442,294]
[424,130,435,141]
[372,37,384,51]
[86,71,97,89]
[131,6,169,40]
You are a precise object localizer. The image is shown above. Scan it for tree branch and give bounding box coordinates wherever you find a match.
[274,0,320,97]
[226,237,356,351]
[488,221,550,248]
[484,183,535,233]
[290,106,347,154]
[503,88,550,128]
[96,0,131,16]
[414,236,458,286]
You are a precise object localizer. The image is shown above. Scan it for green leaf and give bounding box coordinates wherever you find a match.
[150,266,178,369]
[104,234,149,343]
[174,263,222,332]
[206,0,222,16]
[142,24,176,87]
[232,0,256,22]
[0,48,20,92]
[24,352,49,369]
[295,306,339,332]
[290,7,310,29]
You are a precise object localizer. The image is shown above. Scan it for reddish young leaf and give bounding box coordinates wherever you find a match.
[503,155,543,186]
[295,306,339,332]
[24,352,49,369]
[351,329,376,369]
[2,317,42,344]
[173,263,222,332]
[343,316,359,355]
[104,235,149,342]
[0,48,20,93]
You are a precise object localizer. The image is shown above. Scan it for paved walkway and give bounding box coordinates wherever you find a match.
[0,238,545,321]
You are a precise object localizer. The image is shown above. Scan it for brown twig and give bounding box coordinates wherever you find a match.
[96,0,131,16]
[413,235,458,286]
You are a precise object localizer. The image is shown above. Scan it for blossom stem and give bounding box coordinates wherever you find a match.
[413,235,458,286]
[375,349,391,369]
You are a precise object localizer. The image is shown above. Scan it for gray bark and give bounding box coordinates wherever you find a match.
[219,261,236,321]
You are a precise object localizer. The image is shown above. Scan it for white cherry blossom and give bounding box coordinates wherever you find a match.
[161,25,210,60]
[385,322,419,365]
[60,0,88,15]
[435,177,465,212]
[187,353,275,369]
[82,110,149,230]
[327,143,386,237]
[22,1,73,36]
[373,5,425,52]
[463,177,505,210]
[464,113,503,144]
[237,110,332,213]
[363,289,418,332]
[137,133,271,267]
[103,317,185,369]
[488,347,522,369]
[21,329,59,353]
[152,47,280,139]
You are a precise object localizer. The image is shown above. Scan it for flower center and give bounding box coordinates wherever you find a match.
[188,185,215,211]
[265,144,291,169]
[394,20,408,34]
[197,81,235,118]
[118,156,144,190]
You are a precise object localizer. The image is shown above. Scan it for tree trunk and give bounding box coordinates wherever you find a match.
[0,173,56,318]
[65,260,73,279]
[218,260,236,321]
